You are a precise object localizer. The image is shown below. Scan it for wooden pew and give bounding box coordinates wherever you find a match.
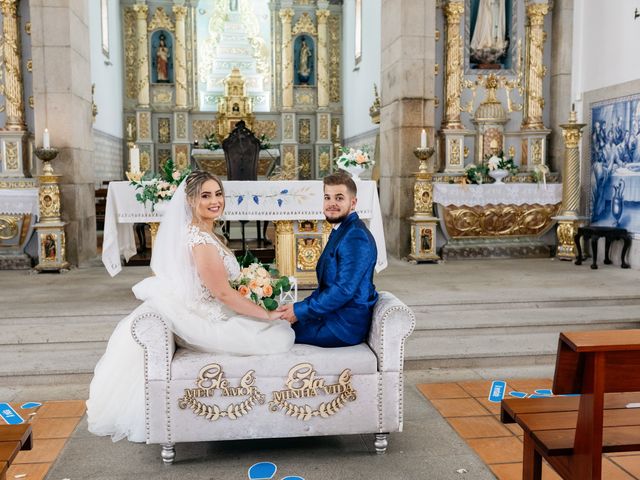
[500,329,640,479]
[0,424,32,480]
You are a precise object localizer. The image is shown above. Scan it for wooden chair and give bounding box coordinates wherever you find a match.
[501,329,640,479]
[222,120,266,251]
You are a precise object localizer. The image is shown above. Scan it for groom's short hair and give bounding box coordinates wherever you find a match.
[323,172,357,197]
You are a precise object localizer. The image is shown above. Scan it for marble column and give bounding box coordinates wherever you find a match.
[380,0,437,258]
[134,4,150,108]
[280,8,294,109]
[316,9,330,108]
[31,0,96,265]
[173,5,188,109]
[522,2,549,130]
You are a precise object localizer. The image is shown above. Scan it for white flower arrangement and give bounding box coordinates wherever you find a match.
[335,147,375,169]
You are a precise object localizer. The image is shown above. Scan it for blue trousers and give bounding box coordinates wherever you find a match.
[293,320,351,348]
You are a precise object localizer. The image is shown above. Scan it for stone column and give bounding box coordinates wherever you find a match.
[173,5,188,109]
[280,9,294,109]
[134,4,150,108]
[554,108,586,260]
[548,0,575,172]
[1,0,25,130]
[442,1,464,130]
[380,0,437,258]
[522,2,549,130]
[31,0,96,265]
[316,9,330,108]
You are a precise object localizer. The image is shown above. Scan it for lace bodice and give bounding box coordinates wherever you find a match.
[186,225,241,316]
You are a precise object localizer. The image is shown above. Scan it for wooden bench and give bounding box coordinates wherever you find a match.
[0,424,32,480]
[501,329,640,479]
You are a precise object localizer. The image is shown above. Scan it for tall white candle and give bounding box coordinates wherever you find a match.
[43,128,50,149]
[420,129,427,149]
[336,124,340,140]
[127,123,133,139]
[129,146,140,173]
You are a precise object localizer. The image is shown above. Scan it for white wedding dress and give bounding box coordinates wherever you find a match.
[87,183,294,442]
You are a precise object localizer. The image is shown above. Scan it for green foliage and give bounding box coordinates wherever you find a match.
[130,158,191,210]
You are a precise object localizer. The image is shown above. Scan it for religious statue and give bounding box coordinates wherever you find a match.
[470,0,509,66]
[297,37,312,84]
[155,33,171,83]
[44,234,56,260]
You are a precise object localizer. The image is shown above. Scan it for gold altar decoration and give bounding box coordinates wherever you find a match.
[409,145,440,262]
[33,147,69,272]
[1,0,25,129]
[442,203,559,238]
[275,219,330,287]
[442,1,464,130]
[123,8,138,100]
[522,3,549,130]
[316,9,330,108]
[172,5,188,109]
[473,74,508,162]
[178,363,266,422]
[269,363,357,421]
[555,107,587,260]
[328,14,341,103]
[147,6,174,32]
[133,4,150,107]
[369,84,381,124]
[279,9,295,109]
[292,12,317,36]
[215,68,255,140]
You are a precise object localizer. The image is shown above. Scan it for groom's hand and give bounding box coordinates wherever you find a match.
[277,304,297,324]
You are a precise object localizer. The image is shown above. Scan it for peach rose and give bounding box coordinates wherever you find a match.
[256,267,269,278]
[355,153,367,164]
[172,170,182,180]
[249,279,260,291]
[262,284,273,297]
[238,285,250,297]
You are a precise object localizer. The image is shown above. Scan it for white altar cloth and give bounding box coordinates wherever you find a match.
[0,188,39,216]
[433,183,562,207]
[102,180,387,276]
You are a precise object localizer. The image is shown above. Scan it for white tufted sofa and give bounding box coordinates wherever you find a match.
[131,291,415,464]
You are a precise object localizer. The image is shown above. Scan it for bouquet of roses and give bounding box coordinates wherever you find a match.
[231,251,291,311]
[486,151,518,174]
[335,146,375,169]
[130,159,191,211]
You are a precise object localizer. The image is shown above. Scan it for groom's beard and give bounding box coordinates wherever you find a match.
[325,211,350,224]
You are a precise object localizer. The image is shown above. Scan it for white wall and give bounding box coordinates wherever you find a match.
[573,0,640,105]
[341,0,381,141]
[89,0,123,138]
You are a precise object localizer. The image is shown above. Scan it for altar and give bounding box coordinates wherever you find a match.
[433,183,562,259]
[191,148,280,180]
[0,188,38,269]
[102,180,387,284]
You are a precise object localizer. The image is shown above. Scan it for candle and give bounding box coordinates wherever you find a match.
[420,129,427,149]
[127,123,133,139]
[43,128,50,149]
[336,124,340,140]
[130,145,140,173]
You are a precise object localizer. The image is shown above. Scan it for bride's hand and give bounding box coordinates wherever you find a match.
[267,310,283,321]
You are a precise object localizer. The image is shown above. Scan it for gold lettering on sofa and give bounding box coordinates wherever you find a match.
[269,363,357,421]
[178,363,265,421]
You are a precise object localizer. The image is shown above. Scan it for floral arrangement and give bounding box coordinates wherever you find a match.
[464,163,488,184]
[531,164,550,185]
[486,151,518,174]
[231,251,291,311]
[130,158,191,211]
[334,146,375,169]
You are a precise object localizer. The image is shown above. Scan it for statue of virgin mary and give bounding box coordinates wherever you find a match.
[470,0,509,65]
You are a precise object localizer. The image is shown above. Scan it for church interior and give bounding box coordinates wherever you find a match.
[2,0,640,478]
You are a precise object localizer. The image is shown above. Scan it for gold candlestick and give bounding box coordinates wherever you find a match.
[408,146,440,263]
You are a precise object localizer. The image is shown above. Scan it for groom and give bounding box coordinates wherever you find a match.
[277,172,378,347]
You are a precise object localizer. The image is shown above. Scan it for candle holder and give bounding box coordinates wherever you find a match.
[125,170,145,183]
[413,146,436,175]
[34,147,59,176]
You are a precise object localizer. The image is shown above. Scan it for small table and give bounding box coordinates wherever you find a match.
[574,226,631,269]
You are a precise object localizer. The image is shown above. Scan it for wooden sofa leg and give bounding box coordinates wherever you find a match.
[522,434,542,480]
[374,433,389,454]
[161,443,175,465]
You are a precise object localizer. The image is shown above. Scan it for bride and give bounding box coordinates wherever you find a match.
[87,171,294,442]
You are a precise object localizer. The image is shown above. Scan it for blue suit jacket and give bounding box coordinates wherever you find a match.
[293,212,378,345]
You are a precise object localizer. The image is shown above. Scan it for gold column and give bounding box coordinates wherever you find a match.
[134,5,150,107]
[555,108,586,260]
[1,0,25,130]
[173,6,188,108]
[316,9,330,108]
[274,220,295,277]
[280,9,294,109]
[522,3,549,130]
[442,1,464,130]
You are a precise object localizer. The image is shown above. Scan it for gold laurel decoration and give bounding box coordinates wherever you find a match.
[179,392,265,422]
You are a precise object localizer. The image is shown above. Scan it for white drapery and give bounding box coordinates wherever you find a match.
[433,183,562,207]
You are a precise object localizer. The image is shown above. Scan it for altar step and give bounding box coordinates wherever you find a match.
[404,298,640,369]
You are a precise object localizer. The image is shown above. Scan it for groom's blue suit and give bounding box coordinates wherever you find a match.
[293,211,378,347]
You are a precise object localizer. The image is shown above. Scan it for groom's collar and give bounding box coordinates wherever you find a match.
[330,211,358,231]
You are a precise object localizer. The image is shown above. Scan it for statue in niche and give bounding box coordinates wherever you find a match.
[470,0,509,67]
[152,31,172,83]
[44,234,56,260]
[232,102,240,113]
[295,36,314,85]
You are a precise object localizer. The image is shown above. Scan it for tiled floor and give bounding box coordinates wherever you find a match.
[4,400,85,480]
[418,379,640,480]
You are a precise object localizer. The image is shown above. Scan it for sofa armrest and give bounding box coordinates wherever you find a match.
[367,291,416,372]
[131,309,175,382]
